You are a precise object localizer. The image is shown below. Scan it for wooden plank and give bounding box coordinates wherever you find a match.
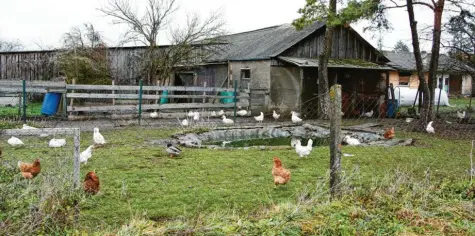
[0,128,79,136]
[329,84,342,198]
[0,80,66,87]
[68,101,249,112]
[66,84,236,92]
[66,93,250,99]
[0,87,49,93]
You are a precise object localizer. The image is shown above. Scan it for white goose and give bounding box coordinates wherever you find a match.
[218,110,225,116]
[49,138,66,148]
[291,111,302,123]
[237,109,248,116]
[193,111,200,121]
[426,121,435,134]
[343,135,360,146]
[211,111,217,117]
[254,112,264,123]
[22,124,37,129]
[93,128,106,145]
[363,110,374,118]
[273,110,280,120]
[222,115,234,124]
[8,136,24,146]
[79,145,94,164]
[180,118,189,126]
[150,112,159,118]
[187,111,195,118]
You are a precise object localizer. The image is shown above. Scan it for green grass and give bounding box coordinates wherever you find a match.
[0,102,43,117]
[1,125,474,234]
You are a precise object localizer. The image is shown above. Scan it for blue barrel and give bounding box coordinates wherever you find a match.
[387,99,399,118]
[160,90,168,104]
[41,93,61,116]
[220,91,236,104]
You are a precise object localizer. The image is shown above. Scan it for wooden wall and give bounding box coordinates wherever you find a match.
[280,26,384,63]
[0,50,60,81]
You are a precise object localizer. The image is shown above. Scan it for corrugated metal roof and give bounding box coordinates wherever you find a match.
[207,22,326,62]
[384,51,475,73]
[278,56,394,70]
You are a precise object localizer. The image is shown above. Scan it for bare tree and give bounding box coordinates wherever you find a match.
[99,0,226,85]
[0,39,23,52]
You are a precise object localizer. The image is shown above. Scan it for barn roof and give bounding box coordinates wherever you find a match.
[278,56,394,70]
[384,51,475,74]
[207,21,326,62]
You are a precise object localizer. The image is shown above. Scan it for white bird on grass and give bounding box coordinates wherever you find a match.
[305,139,314,152]
[221,141,232,147]
[363,110,374,118]
[187,111,195,117]
[426,121,435,134]
[291,111,302,123]
[49,138,66,148]
[179,118,189,126]
[222,115,234,124]
[343,135,360,146]
[150,112,159,118]
[211,111,217,117]
[193,111,200,121]
[8,136,24,146]
[254,112,264,123]
[93,128,106,145]
[295,140,312,158]
[457,110,466,120]
[273,110,280,120]
[79,145,94,164]
[237,109,248,116]
[218,110,225,116]
[22,124,37,129]
[290,137,299,147]
[405,118,414,123]
[166,143,182,157]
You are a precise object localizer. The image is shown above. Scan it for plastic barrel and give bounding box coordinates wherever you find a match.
[160,90,168,104]
[220,91,236,104]
[386,99,399,118]
[41,93,61,116]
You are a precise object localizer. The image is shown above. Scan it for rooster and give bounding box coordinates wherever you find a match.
[384,127,395,139]
[18,159,41,179]
[272,110,280,120]
[272,157,291,187]
[83,171,100,195]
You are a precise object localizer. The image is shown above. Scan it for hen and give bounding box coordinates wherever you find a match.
[384,127,395,139]
[83,171,100,195]
[272,157,291,187]
[18,159,41,179]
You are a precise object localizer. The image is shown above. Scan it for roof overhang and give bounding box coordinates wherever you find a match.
[278,56,395,71]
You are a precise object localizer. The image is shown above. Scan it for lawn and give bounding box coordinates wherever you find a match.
[0,102,43,118]
[1,123,474,234]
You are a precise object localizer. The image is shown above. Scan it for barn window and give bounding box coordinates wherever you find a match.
[399,76,409,86]
[240,68,251,89]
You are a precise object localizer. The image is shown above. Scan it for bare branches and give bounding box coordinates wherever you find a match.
[0,39,23,52]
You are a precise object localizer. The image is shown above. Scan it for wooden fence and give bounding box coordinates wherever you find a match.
[0,80,250,119]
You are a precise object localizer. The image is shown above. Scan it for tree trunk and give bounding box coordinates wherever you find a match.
[406,0,431,131]
[427,0,445,121]
[317,0,336,119]
[329,84,342,200]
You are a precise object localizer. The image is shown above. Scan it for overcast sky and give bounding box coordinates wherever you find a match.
[0,0,448,52]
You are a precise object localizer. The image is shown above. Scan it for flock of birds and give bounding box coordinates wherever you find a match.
[6,125,107,194]
[167,108,302,126]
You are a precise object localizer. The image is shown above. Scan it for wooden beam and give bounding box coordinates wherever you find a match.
[66,93,249,99]
[66,84,237,92]
[67,101,250,112]
[0,128,79,136]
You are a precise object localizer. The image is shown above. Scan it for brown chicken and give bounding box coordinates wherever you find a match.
[83,171,100,195]
[18,159,41,179]
[384,127,395,139]
[272,157,291,187]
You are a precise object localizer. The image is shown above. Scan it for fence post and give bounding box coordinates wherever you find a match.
[22,79,26,123]
[73,128,81,188]
[329,84,342,200]
[138,79,144,125]
[233,79,238,123]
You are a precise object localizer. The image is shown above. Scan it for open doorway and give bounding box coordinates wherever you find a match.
[174,72,195,103]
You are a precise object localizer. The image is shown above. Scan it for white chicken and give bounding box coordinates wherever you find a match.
[290,137,299,147]
[295,140,311,158]
[363,110,374,118]
[457,111,466,120]
[93,128,106,145]
[79,145,94,164]
[273,110,280,120]
[150,112,159,118]
[405,118,414,123]
[237,109,248,116]
[222,115,234,124]
[254,112,264,123]
[193,112,200,121]
[426,121,435,134]
[22,124,37,129]
[49,138,66,148]
[187,111,195,117]
[218,110,225,116]
[305,139,314,152]
[8,136,24,146]
[211,111,217,117]
[180,118,189,126]
[291,111,302,123]
[343,135,360,146]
